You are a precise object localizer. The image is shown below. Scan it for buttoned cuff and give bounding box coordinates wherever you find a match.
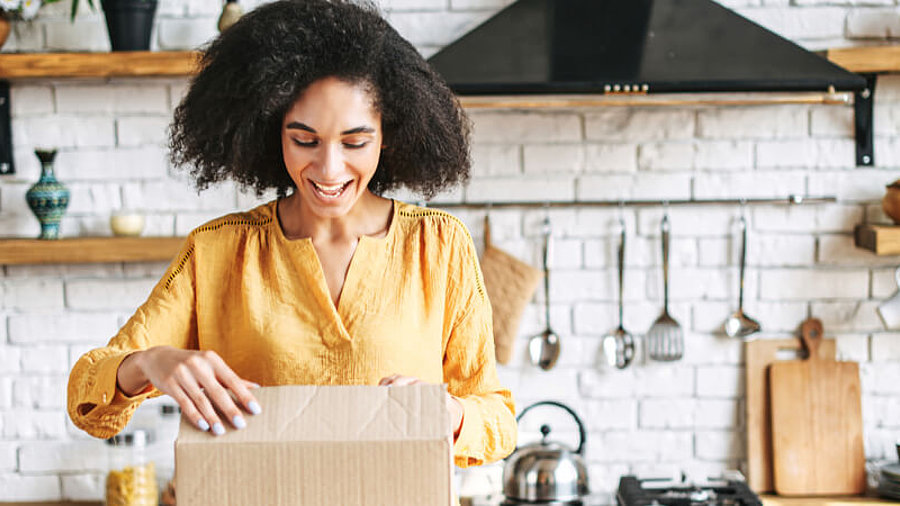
[95,351,158,408]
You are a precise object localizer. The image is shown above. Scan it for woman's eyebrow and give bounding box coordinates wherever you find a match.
[341,126,376,135]
[285,122,375,135]
[286,121,316,133]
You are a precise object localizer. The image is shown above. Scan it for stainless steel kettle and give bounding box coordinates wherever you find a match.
[502,401,589,503]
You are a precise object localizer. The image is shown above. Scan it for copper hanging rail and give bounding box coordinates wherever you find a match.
[424,195,837,209]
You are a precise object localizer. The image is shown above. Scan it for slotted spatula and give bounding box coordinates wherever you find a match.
[646,213,684,361]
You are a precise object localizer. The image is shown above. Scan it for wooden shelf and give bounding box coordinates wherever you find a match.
[854,223,900,255]
[458,91,853,109]
[0,236,185,265]
[0,51,201,79]
[826,45,900,74]
[762,495,895,506]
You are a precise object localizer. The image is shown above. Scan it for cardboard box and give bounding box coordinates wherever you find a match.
[176,384,453,506]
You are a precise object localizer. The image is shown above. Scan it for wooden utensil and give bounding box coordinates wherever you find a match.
[769,318,865,496]
[745,336,836,493]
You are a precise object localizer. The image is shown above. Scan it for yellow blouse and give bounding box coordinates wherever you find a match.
[66,199,517,468]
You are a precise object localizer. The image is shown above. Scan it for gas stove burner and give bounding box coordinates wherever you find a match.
[500,501,583,506]
[616,474,762,506]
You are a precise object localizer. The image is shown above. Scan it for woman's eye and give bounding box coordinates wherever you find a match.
[292,138,317,147]
[343,141,369,149]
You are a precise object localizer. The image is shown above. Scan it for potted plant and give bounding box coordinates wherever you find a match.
[1,0,61,49]
[70,0,157,51]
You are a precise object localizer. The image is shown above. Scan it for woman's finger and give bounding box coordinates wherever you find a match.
[167,382,212,433]
[378,374,400,386]
[176,367,226,435]
[207,352,262,415]
[393,376,424,386]
[380,375,424,387]
[193,362,246,431]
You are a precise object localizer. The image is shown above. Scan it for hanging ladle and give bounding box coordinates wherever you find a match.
[724,214,761,338]
[528,216,560,370]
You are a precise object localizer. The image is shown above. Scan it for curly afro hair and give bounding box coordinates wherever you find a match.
[169,0,471,200]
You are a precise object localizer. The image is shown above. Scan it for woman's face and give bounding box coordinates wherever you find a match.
[281,76,383,219]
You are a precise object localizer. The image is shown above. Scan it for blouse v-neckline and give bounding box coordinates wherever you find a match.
[271,199,399,335]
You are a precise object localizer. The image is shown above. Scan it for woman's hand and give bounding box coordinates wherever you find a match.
[117,346,262,436]
[378,374,464,439]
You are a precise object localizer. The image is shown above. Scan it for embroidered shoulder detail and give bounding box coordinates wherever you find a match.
[397,204,486,301]
[163,209,273,291]
[164,242,195,291]
[397,205,465,228]
[191,213,273,235]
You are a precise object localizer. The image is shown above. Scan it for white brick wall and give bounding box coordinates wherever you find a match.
[60,473,106,501]
[0,474,62,502]
[697,106,808,139]
[8,313,120,344]
[2,411,67,440]
[19,441,106,473]
[13,376,67,410]
[585,110,695,142]
[1,0,900,501]
[735,7,847,41]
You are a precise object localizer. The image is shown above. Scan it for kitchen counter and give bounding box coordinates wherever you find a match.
[459,495,898,506]
[0,496,896,506]
[0,503,101,505]
[762,495,898,506]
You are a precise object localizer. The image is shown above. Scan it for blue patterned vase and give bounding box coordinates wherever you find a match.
[25,149,70,240]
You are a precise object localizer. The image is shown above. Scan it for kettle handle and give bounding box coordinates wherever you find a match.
[515,401,587,455]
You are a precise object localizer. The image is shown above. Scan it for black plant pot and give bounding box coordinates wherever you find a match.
[101,0,158,51]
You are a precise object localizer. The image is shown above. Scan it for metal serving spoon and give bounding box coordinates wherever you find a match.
[601,217,635,369]
[724,214,760,338]
[528,217,560,370]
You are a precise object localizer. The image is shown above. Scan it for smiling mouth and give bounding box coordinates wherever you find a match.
[310,179,353,199]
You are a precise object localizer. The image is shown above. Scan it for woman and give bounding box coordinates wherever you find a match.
[66,0,517,469]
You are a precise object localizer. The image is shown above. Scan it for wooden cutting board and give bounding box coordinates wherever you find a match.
[745,335,836,493]
[769,318,865,496]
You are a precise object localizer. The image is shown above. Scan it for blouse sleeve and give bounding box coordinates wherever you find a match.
[443,221,518,468]
[66,235,199,440]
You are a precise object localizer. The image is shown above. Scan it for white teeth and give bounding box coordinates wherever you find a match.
[312,181,348,192]
[311,180,350,199]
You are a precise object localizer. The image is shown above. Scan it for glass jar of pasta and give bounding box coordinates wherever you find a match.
[105,429,158,506]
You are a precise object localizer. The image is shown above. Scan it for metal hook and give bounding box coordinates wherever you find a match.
[483,202,493,248]
[542,202,551,234]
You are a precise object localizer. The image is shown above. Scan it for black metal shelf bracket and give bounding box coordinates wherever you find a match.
[0,80,13,175]
[855,73,877,167]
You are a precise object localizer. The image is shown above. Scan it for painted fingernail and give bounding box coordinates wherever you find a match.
[248,401,262,415]
[197,419,210,432]
[233,415,246,429]
[212,422,226,436]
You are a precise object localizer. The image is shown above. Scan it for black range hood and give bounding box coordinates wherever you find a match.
[427,0,867,95]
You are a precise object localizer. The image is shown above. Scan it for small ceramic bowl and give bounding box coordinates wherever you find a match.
[110,211,145,237]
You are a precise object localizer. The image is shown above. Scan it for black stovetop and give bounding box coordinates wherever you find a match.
[617,474,763,506]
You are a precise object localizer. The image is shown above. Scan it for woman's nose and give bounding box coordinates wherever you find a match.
[319,143,345,178]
